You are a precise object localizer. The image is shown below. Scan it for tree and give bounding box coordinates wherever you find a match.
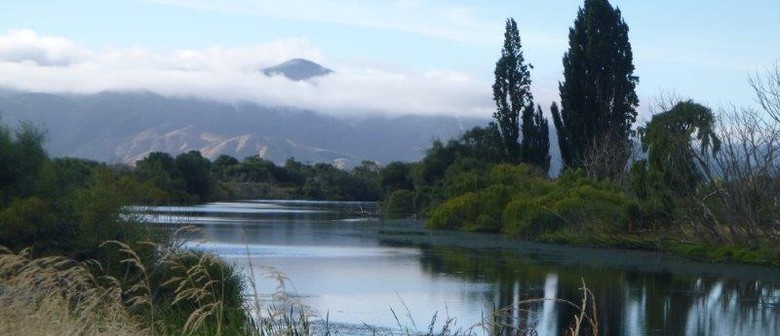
[553,0,639,176]
[174,151,212,200]
[135,151,183,196]
[380,161,414,193]
[461,124,505,164]
[493,18,534,163]
[638,100,719,195]
[521,105,551,175]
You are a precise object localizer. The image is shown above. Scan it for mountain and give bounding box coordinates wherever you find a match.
[0,90,486,168]
[262,58,333,81]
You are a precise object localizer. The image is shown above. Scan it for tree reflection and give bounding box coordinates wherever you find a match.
[415,245,780,336]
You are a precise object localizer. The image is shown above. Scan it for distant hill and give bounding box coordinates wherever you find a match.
[0,89,487,168]
[262,58,333,81]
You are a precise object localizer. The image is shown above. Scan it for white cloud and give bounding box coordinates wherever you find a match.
[0,29,90,67]
[0,29,494,117]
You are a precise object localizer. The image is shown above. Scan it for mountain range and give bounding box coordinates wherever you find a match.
[0,58,486,168]
[0,59,570,170]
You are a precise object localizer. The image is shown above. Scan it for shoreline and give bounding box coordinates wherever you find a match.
[374,220,780,280]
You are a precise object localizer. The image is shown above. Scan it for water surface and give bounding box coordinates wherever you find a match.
[142,200,780,335]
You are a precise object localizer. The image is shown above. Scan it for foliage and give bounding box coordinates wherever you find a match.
[0,121,49,205]
[382,189,416,218]
[521,105,551,175]
[553,0,639,176]
[0,120,252,334]
[136,152,384,202]
[380,161,415,193]
[492,18,534,162]
[151,249,247,335]
[429,164,633,237]
[174,151,213,201]
[638,100,720,195]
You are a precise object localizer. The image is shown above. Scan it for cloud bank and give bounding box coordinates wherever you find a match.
[0,29,493,117]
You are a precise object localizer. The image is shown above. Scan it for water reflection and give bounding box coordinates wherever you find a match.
[415,245,780,335]
[142,200,780,335]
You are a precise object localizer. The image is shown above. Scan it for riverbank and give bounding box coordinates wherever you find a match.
[534,230,780,268]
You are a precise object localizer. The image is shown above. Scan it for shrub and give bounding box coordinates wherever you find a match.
[503,199,565,237]
[428,192,480,230]
[151,250,247,335]
[383,189,416,218]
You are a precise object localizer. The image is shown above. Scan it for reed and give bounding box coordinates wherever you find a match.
[0,247,148,336]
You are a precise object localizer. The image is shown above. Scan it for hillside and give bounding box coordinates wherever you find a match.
[0,89,486,167]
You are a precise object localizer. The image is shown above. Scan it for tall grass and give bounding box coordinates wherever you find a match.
[0,247,148,336]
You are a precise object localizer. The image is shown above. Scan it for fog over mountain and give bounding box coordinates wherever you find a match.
[0,81,487,167]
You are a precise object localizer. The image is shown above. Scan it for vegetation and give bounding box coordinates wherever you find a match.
[1,0,778,333]
[522,104,551,175]
[418,0,780,267]
[492,18,550,174]
[552,0,638,179]
[492,18,533,163]
[134,152,383,203]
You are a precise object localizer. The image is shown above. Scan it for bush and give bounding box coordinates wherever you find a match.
[503,199,566,237]
[428,192,480,230]
[383,189,416,218]
[151,250,247,335]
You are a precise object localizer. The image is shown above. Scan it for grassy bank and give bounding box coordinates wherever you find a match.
[536,230,780,267]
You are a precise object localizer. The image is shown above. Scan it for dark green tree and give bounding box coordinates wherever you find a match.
[461,124,505,164]
[493,18,534,163]
[553,0,639,174]
[135,151,183,195]
[380,161,414,193]
[521,105,551,175]
[174,151,212,201]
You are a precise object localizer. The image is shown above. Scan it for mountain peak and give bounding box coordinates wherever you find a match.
[262,58,333,81]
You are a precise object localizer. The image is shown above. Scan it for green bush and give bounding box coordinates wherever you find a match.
[151,250,247,335]
[383,189,416,218]
[503,198,566,237]
[428,192,480,230]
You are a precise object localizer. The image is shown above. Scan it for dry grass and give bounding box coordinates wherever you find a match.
[0,247,148,336]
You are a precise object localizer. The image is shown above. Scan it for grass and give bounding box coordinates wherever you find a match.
[0,247,148,336]
[538,229,780,267]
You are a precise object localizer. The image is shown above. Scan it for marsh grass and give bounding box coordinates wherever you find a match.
[0,247,148,336]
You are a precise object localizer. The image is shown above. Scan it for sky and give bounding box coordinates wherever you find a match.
[0,0,777,119]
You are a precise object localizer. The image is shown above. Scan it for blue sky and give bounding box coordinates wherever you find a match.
[0,0,777,118]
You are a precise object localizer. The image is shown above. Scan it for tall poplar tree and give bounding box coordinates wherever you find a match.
[493,18,533,163]
[553,0,639,173]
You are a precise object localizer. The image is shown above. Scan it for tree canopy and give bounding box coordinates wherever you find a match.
[638,100,720,194]
[553,0,638,176]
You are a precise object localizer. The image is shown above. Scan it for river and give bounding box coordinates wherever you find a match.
[141,200,780,335]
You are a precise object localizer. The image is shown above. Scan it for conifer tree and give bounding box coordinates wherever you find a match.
[493,18,533,163]
[553,0,639,174]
